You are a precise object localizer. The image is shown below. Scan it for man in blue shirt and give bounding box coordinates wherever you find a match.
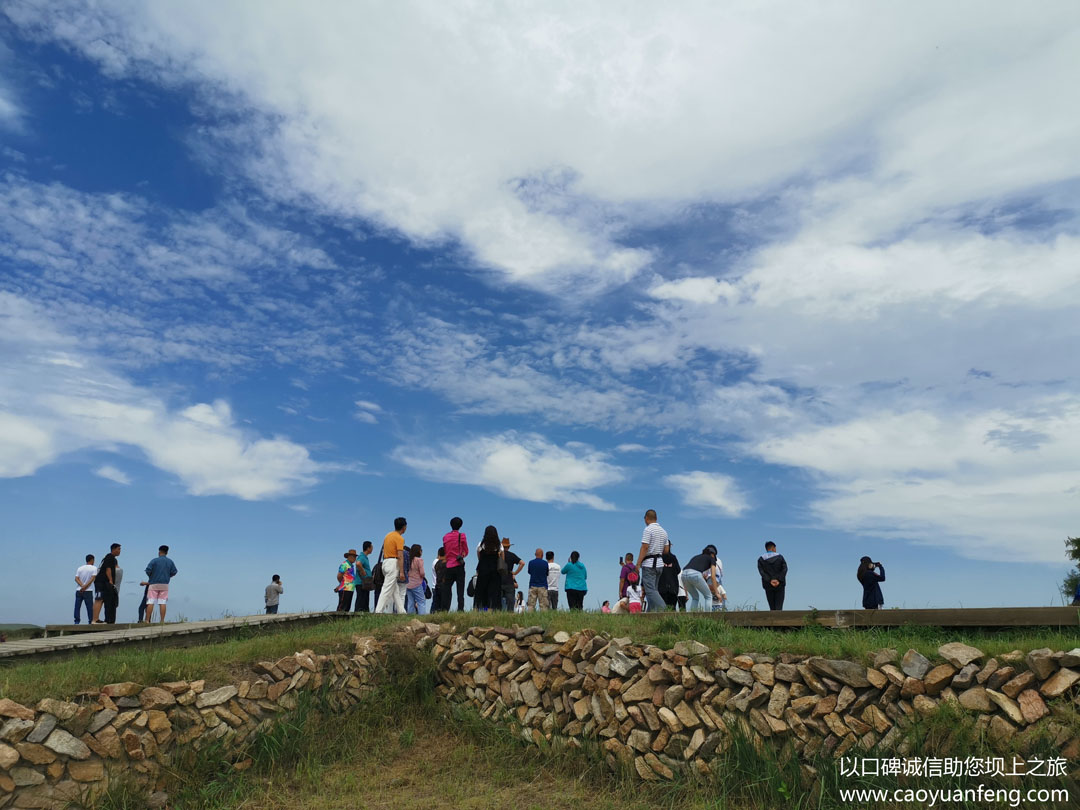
[525,548,549,611]
[144,545,178,623]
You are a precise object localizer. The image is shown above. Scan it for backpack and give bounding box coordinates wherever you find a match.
[467,574,477,598]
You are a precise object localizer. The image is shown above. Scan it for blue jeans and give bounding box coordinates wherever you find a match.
[74,590,93,624]
[265,604,279,614]
[641,567,666,612]
[405,585,426,614]
[682,569,713,612]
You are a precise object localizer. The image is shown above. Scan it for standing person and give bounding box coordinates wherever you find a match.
[514,591,525,613]
[658,548,681,610]
[757,541,787,611]
[136,581,150,623]
[499,538,524,612]
[858,557,886,609]
[74,554,96,625]
[545,551,561,610]
[618,553,636,600]
[636,510,670,613]
[265,575,283,614]
[625,571,643,614]
[563,551,588,610]
[441,517,468,612]
[525,549,549,611]
[404,544,426,614]
[375,518,409,614]
[354,542,373,613]
[144,545,177,624]
[335,549,359,612]
[475,526,503,611]
[682,546,716,612]
[95,543,121,624]
[430,547,447,614]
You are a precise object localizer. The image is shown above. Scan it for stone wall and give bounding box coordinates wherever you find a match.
[430,626,1080,782]
[0,638,384,810]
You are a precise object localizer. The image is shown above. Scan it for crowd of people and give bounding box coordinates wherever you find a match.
[67,509,889,624]
[330,510,888,616]
[71,543,178,625]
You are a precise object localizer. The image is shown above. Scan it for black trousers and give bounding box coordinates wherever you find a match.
[354,588,370,612]
[566,589,586,610]
[764,584,785,611]
[547,589,558,610]
[476,571,502,610]
[442,565,466,611]
[677,596,688,612]
[100,583,118,624]
[336,589,354,612]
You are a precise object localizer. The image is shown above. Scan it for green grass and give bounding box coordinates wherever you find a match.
[5,610,1079,707]
[0,614,412,705]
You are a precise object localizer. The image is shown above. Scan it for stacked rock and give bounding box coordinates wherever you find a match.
[432,629,1080,782]
[0,640,383,810]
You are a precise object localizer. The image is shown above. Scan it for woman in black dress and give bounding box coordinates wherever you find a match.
[475,526,503,611]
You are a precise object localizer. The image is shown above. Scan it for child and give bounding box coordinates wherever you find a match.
[601,600,612,614]
[626,571,643,614]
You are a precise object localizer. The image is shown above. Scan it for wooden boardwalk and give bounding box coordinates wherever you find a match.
[0,611,346,665]
[659,606,1080,629]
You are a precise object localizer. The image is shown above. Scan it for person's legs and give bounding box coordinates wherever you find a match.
[641,568,665,612]
[406,585,425,614]
[158,603,167,623]
[443,565,462,611]
[483,573,502,611]
[103,584,118,624]
[774,584,785,610]
[502,583,515,612]
[547,590,558,610]
[354,588,369,613]
[74,591,92,624]
[265,604,278,614]
[683,570,712,612]
[93,594,103,622]
[392,577,407,614]
[145,602,154,623]
[677,595,687,612]
[374,559,398,613]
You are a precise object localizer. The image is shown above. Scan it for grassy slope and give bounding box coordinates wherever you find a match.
[3,611,1078,706]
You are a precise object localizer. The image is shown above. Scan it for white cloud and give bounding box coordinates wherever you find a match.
[393,431,624,510]
[753,399,1080,562]
[0,293,338,500]
[615,443,649,453]
[12,2,1078,292]
[664,471,750,517]
[93,465,131,485]
[649,277,738,305]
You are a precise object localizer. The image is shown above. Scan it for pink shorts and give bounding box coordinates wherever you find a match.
[628,602,642,614]
[147,585,169,605]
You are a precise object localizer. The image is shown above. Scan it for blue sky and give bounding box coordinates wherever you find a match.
[1,2,1079,625]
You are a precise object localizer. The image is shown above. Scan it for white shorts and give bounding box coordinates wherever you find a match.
[147,585,169,605]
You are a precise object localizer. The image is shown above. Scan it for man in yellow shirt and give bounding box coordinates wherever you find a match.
[375,517,408,613]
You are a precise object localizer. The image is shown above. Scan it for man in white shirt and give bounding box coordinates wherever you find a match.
[545,551,561,610]
[74,554,97,625]
[636,509,670,612]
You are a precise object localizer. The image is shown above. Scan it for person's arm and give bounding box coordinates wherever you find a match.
[397,548,406,582]
[106,566,114,585]
[169,562,177,578]
[277,582,284,594]
[146,562,154,578]
[757,557,766,579]
[876,564,885,582]
[337,566,345,584]
[513,560,525,577]
[75,574,84,589]
[779,557,788,580]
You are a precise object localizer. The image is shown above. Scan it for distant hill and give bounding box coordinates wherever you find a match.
[0,624,41,632]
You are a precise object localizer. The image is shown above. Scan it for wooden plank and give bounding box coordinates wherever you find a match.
[680,606,1080,628]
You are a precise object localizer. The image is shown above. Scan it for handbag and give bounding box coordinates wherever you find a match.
[372,549,385,591]
[423,578,432,600]
[467,574,477,597]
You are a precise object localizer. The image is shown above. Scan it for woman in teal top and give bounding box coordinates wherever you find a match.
[563,551,588,611]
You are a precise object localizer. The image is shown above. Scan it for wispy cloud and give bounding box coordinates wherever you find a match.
[393,431,624,510]
[93,465,131,485]
[664,471,749,517]
[0,293,344,500]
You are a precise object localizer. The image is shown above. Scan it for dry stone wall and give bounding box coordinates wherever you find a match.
[0,638,384,810]
[430,626,1080,782]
